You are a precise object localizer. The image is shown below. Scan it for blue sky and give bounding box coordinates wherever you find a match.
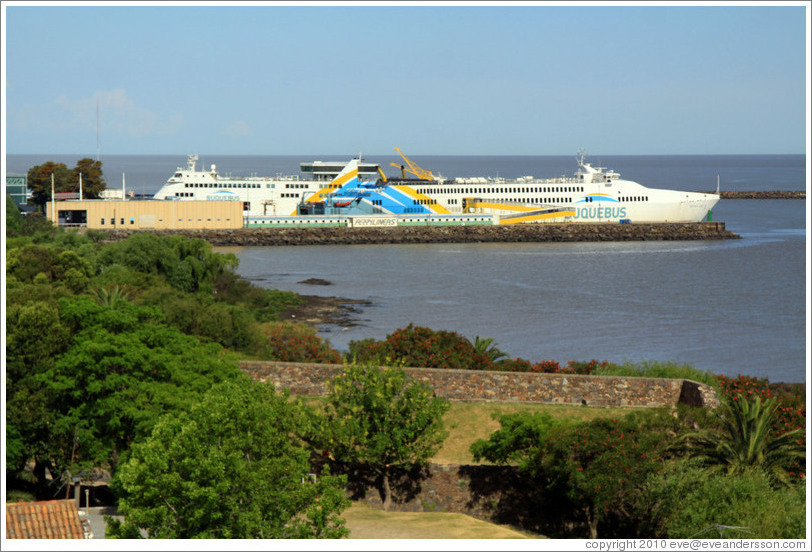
[2,2,809,156]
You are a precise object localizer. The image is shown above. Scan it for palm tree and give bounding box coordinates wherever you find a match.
[678,394,805,485]
[89,285,133,308]
[473,336,508,363]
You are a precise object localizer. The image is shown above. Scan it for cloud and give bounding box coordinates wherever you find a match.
[223,120,252,136]
[14,89,184,137]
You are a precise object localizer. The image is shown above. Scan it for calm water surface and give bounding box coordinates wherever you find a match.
[230,199,807,383]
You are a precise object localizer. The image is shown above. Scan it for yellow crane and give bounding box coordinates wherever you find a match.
[389,147,435,181]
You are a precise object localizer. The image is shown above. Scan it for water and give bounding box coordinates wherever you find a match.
[6,153,806,196]
[5,154,808,382]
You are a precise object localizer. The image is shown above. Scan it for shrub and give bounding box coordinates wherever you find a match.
[347,324,492,370]
[641,460,806,539]
[260,321,342,364]
[715,374,806,481]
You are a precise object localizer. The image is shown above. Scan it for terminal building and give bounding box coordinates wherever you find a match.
[45,199,244,230]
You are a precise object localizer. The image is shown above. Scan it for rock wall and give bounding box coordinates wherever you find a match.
[97,221,739,246]
[239,361,720,409]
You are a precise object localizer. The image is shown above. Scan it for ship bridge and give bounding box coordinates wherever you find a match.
[300,160,381,181]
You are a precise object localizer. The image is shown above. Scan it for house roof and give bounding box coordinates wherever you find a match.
[5,500,89,539]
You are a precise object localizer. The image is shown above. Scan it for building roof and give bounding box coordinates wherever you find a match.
[5,500,90,539]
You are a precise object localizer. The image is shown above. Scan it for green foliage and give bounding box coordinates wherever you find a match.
[471,407,711,538]
[73,158,106,198]
[314,364,450,509]
[6,194,24,234]
[640,459,806,539]
[347,324,492,370]
[473,336,508,363]
[470,412,561,472]
[140,285,264,352]
[109,379,350,539]
[35,296,241,475]
[213,270,303,322]
[97,233,236,293]
[677,394,806,485]
[259,321,342,363]
[27,161,73,209]
[593,360,720,388]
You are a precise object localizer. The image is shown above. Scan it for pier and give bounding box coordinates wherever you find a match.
[98,221,740,246]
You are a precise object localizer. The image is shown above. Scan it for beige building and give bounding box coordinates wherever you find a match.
[46,200,244,230]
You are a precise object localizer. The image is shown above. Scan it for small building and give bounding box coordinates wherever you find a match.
[5,500,91,539]
[6,174,28,207]
[45,199,244,230]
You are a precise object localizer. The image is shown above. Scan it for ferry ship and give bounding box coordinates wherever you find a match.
[151,154,382,218]
[153,152,719,224]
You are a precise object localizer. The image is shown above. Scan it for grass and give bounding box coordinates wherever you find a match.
[296,395,638,465]
[435,401,636,464]
[594,360,720,388]
[342,501,540,539]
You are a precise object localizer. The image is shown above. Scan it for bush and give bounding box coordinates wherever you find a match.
[259,321,342,364]
[641,460,806,539]
[347,324,492,370]
[715,374,806,481]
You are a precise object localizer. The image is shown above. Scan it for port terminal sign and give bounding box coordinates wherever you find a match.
[349,216,398,228]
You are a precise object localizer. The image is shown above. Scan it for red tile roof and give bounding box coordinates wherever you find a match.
[5,499,89,539]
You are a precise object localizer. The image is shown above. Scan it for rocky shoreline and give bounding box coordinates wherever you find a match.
[99,221,740,246]
[700,190,805,199]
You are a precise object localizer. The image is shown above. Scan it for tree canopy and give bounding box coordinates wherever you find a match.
[26,158,107,209]
[313,364,450,510]
[108,379,350,539]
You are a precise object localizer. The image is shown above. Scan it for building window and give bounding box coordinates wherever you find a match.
[100,218,105,225]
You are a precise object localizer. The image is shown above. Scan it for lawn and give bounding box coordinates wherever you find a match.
[342,501,539,539]
[297,395,637,465]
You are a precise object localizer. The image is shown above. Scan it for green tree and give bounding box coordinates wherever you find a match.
[27,162,73,209]
[470,411,561,472]
[108,379,350,539]
[470,408,708,538]
[315,364,450,510]
[38,296,240,475]
[73,158,106,198]
[677,394,806,485]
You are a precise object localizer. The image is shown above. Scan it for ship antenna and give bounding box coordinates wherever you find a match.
[96,98,100,162]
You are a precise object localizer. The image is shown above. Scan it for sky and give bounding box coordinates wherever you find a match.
[2,1,809,156]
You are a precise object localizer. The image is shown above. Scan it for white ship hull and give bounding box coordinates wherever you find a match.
[152,153,720,224]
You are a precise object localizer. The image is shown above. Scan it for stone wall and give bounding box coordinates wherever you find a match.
[97,221,739,246]
[239,361,720,408]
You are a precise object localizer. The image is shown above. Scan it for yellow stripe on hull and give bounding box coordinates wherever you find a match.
[293,169,361,215]
[393,185,451,214]
[499,210,576,225]
[468,201,539,212]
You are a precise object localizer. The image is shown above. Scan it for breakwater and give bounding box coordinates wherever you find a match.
[98,221,739,246]
[699,190,805,199]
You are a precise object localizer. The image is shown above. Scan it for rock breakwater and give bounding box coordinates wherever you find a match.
[99,222,739,246]
[699,190,805,199]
